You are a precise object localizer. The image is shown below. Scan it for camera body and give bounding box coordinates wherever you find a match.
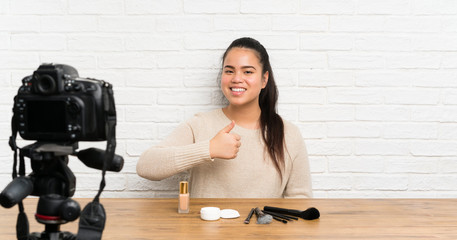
[15,63,108,142]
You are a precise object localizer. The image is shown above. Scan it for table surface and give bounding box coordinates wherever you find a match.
[1,198,457,239]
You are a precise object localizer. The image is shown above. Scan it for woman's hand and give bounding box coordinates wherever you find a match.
[209,120,241,159]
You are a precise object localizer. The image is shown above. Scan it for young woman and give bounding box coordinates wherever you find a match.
[137,37,312,198]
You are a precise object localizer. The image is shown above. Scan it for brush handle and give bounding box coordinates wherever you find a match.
[254,207,265,217]
[244,208,255,224]
[263,206,302,217]
[263,210,298,221]
[264,206,320,220]
[272,216,288,224]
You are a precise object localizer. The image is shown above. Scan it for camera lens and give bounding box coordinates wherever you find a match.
[36,74,57,95]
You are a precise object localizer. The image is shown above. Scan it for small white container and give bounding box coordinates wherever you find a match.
[200,207,240,221]
[200,207,221,221]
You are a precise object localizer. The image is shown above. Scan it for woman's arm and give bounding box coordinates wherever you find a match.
[283,125,313,198]
[136,121,213,181]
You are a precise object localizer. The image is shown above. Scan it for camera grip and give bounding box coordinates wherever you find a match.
[0,176,33,208]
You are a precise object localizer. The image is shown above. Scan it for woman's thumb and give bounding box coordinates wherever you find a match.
[221,120,235,133]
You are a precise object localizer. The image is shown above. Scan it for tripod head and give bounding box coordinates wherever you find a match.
[0,142,77,209]
[0,142,124,240]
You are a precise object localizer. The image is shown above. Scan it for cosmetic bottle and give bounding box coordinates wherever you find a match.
[178,181,189,213]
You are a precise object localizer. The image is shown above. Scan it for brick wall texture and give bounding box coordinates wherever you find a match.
[1,0,457,198]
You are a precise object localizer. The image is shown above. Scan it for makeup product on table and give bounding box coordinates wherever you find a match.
[271,216,287,224]
[178,181,189,213]
[263,206,320,220]
[244,208,255,224]
[200,207,240,221]
[220,209,240,219]
[200,207,220,220]
[263,210,298,221]
[254,207,272,224]
[266,213,287,223]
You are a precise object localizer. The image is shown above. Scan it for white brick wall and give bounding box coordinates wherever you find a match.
[1,0,457,199]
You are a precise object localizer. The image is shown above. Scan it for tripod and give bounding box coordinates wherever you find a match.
[2,143,81,240]
[1,140,121,240]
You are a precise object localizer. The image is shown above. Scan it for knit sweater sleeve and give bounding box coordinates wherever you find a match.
[136,119,213,181]
[283,123,313,198]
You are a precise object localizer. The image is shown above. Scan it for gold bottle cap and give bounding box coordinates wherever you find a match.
[179,181,188,194]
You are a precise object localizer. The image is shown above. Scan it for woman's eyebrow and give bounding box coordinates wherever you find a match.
[224,65,256,70]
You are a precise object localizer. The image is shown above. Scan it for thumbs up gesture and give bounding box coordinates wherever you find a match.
[209,120,241,159]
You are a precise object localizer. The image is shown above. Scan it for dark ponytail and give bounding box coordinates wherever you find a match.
[222,37,285,179]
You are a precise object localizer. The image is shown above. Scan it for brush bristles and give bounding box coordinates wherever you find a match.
[254,207,273,224]
[302,207,320,220]
[257,214,273,224]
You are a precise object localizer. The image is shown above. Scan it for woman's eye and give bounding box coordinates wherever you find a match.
[245,71,253,74]
[225,70,233,74]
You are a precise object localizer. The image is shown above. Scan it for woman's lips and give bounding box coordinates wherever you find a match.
[230,87,246,96]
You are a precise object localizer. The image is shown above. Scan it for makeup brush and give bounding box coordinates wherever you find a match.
[244,208,255,224]
[254,207,272,224]
[271,216,288,224]
[263,210,298,221]
[263,206,320,220]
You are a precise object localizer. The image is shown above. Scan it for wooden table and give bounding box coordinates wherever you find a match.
[1,198,457,239]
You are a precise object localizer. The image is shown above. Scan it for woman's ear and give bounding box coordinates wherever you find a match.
[262,71,269,89]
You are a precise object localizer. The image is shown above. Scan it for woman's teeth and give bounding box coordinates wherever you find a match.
[231,88,246,92]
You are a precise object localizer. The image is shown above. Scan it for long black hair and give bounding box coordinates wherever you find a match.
[221,37,285,179]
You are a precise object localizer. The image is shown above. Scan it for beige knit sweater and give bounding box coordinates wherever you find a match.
[137,109,312,198]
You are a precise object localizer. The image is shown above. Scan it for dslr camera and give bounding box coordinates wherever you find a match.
[16,63,109,142]
[0,63,123,240]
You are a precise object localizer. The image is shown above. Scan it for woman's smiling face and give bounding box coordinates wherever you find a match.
[221,47,268,108]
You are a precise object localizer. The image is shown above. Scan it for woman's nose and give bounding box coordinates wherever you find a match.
[231,72,242,83]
